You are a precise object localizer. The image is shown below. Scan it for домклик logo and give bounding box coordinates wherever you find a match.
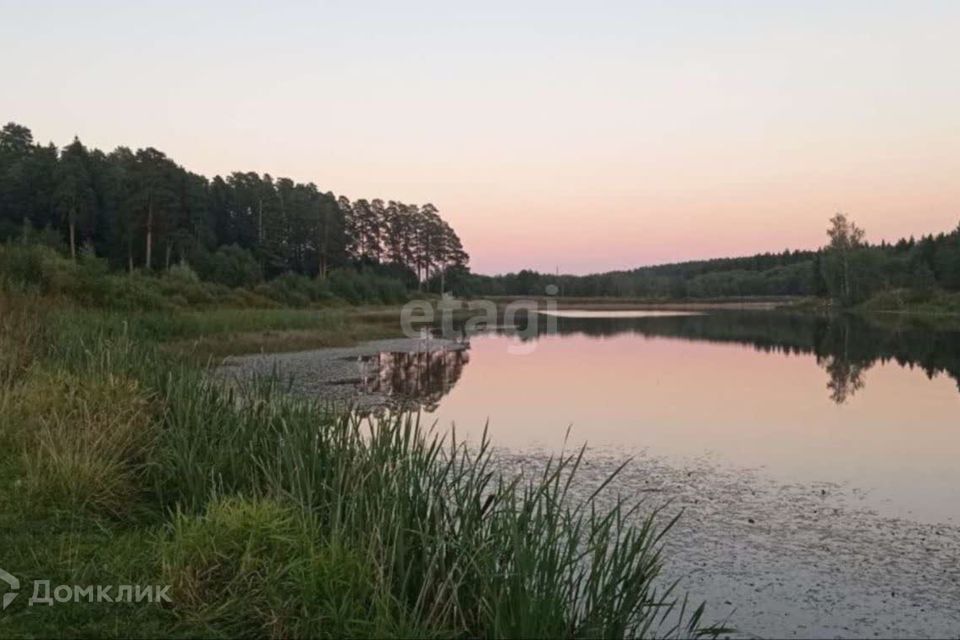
[0,567,19,611]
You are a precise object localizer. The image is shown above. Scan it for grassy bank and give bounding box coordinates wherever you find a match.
[483,291,960,319]
[0,293,718,638]
[54,307,409,361]
[785,290,960,322]
[855,288,960,316]
[478,295,801,310]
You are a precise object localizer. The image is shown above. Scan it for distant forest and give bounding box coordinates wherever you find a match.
[0,122,468,290]
[455,215,960,305]
[2,122,959,306]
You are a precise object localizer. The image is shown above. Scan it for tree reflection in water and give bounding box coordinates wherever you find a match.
[820,356,867,404]
[358,348,469,411]
[449,310,960,405]
[357,311,960,408]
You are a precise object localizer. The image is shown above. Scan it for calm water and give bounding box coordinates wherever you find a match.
[362,310,960,523]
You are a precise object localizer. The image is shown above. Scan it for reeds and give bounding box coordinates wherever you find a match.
[0,292,721,638]
[152,371,717,637]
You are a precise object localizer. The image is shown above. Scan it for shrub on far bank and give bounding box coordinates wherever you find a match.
[859,288,960,314]
[0,243,412,310]
[254,272,334,307]
[191,244,263,289]
[328,268,408,305]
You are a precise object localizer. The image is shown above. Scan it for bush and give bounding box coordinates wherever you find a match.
[0,243,59,291]
[166,260,201,283]
[107,273,175,311]
[1,243,410,310]
[195,245,263,289]
[223,287,279,309]
[254,272,333,307]
[328,268,408,305]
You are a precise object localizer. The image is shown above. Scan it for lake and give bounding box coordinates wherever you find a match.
[223,308,960,637]
[363,309,960,524]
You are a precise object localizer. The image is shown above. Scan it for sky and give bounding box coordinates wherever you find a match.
[2,1,959,274]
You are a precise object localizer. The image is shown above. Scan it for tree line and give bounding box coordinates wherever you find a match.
[453,214,960,305]
[3,120,957,306]
[0,122,468,290]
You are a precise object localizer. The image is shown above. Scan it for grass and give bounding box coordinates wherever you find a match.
[0,291,722,638]
[0,292,49,391]
[46,306,408,362]
[12,369,156,516]
[161,316,403,360]
[161,497,384,638]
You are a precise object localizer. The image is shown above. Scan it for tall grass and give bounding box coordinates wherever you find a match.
[152,370,717,637]
[51,307,359,343]
[12,369,156,516]
[46,305,405,362]
[0,291,50,389]
[0,292,721,638]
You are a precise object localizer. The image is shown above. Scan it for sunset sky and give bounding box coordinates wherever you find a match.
[3,1,959,274]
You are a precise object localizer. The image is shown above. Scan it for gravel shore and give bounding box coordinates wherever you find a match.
[216,337,468,407]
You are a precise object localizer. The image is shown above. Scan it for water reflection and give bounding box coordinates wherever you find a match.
[358,348,469,411]
[414,310,960,522]
[435,311,960,404]
[366,312,960,408]
[822,356,866,404]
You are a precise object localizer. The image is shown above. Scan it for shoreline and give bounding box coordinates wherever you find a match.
[497,446,960,639]
[217,336,468,407]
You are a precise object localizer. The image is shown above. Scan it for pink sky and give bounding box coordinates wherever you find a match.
[3,2,959,274]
